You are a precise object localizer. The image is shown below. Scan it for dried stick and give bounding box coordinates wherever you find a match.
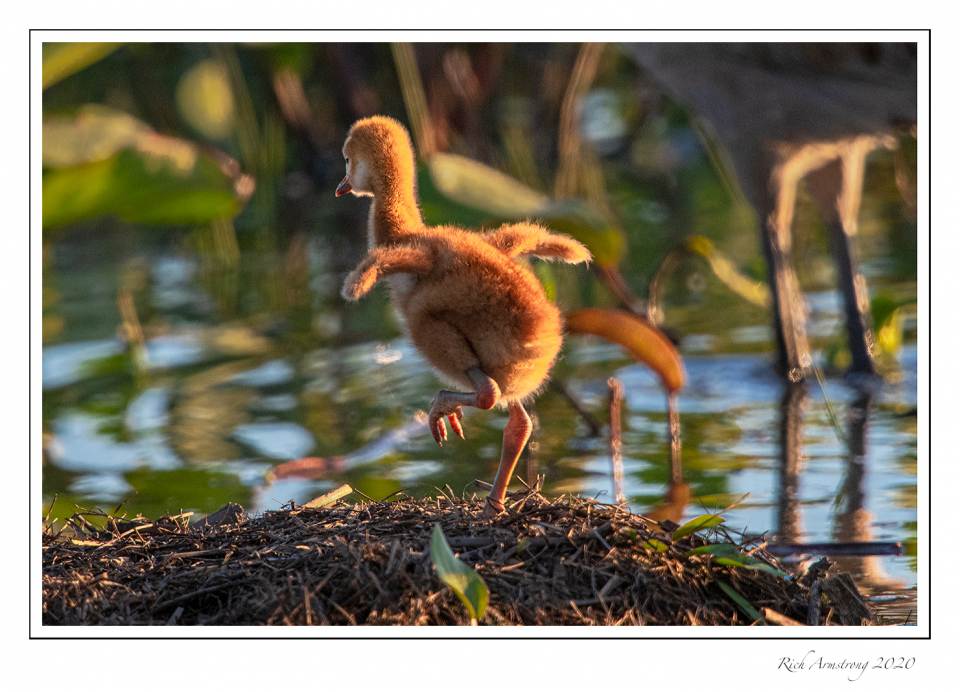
[608,377,626,505]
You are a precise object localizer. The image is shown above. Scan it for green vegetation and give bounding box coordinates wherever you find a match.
[430,523,489,624]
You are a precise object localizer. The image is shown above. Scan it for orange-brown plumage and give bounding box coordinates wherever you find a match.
[336,115,590,512]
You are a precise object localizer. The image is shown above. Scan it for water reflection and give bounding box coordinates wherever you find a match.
[768,382,914,621]
[776,384,808,544]
[832,390,911,614]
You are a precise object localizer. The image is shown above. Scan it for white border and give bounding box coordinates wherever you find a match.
[29,29,930,642]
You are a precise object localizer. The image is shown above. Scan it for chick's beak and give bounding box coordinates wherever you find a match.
[335,177,352,197]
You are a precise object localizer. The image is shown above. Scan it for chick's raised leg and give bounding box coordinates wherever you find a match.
[483,223,591,264]
[484,402,533,517]
[427,367,500,446]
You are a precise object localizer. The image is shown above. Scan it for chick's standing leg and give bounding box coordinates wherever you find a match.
[428,367,500,446]
[484,402,533,516]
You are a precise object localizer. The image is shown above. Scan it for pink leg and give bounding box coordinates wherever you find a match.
[427,368,500,446]
[484,402,533,516]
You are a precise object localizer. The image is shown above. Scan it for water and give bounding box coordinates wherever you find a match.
[41,217,918,623]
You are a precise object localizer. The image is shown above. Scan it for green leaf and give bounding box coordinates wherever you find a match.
[427,152,547,218]
[870,294,904,332]
[689,543,741,558]
[43,106,253,230]
[825,294,916,368]
[672,513,725,540]
[713,557,789,579]
[43,43,120,90]
[430,524,489,624]
[717,580,763,623]
[691,543,790,578]
[684,235,770,308]
[870,294,913,358]
[641,538,669,553]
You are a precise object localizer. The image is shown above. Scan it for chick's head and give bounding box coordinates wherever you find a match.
[336,115,417,199]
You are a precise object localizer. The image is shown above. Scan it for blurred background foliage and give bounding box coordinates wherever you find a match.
[42,42,917,369]
[41,43,918,605]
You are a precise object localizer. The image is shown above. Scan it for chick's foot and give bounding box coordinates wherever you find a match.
[427,391,467,446]
[482,496,506,518]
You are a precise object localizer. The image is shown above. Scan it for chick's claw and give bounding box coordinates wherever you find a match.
[448,409,465,440]
[427,394,466,447]
[428,414,445,446]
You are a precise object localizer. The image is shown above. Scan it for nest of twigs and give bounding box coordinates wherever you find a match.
[43,488,873,626]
